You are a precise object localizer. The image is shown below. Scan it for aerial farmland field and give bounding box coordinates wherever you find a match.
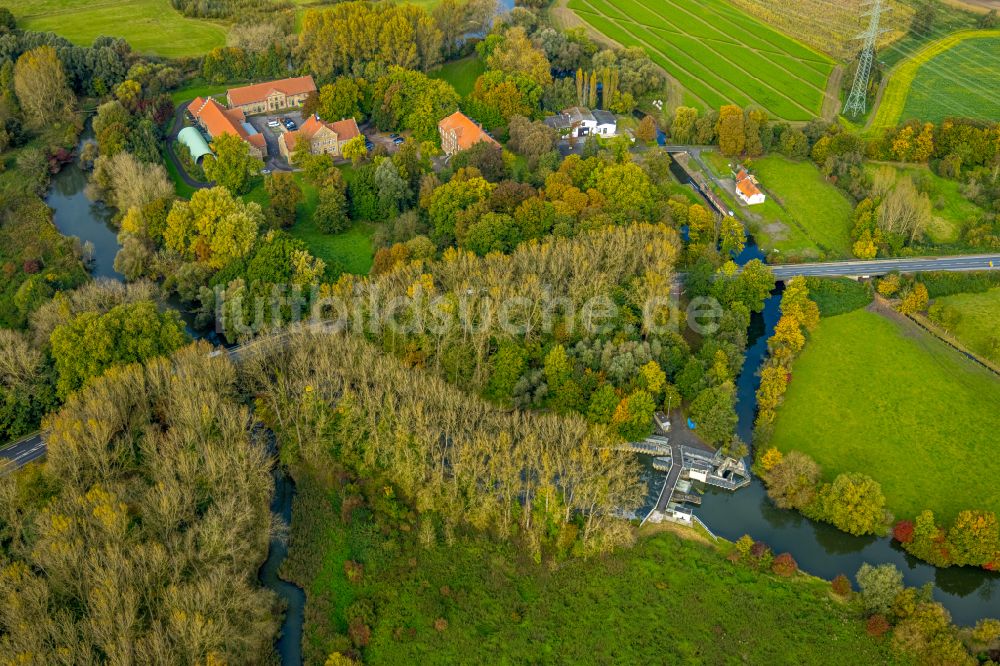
[12,0,226,58]
[566,0,835,120]
[872,30,1000,128]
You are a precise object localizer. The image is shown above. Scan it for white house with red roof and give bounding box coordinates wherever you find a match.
[734,168,765,206]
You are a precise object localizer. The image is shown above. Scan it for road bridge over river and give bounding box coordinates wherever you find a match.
[766,254,1000,280]
[3,253,1000,474]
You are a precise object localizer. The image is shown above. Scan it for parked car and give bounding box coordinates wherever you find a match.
[283,119,296,130]
[267,120,281,129]
[261,168,272,175]
[392,137,404,145]
[389,132,400,139]
[365,140,375,151]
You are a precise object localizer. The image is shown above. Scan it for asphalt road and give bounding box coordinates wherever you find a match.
[0,432,45,472]
[768,254,1000,279]
[2,253,998,475]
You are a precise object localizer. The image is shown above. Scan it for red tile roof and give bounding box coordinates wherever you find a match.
[189,97,265,151]
[735,169,763,200]
[227,76,317,107]
[284,115,360,152]
[438,111,499,152]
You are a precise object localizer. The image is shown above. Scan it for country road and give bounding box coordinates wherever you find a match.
[767,254,1000,279]
[0,432,46,471]
[2,253,999,475]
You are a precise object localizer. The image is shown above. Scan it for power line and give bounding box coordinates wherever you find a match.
[844,0,890,117]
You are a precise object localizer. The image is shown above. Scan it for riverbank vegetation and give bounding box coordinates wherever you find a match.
[0,342,280,662]
[281,464,905,664]
[764,306,1000,544]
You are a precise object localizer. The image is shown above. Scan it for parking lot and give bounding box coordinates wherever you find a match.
[362,127,410,155]
[247,111,305,170]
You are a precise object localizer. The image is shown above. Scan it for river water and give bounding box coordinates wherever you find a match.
[44,125,996,663]
[45,136,307,664]
[658,154,999,624]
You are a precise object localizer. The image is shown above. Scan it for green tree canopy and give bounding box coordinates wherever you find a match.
[164,186,263,269]
[203,134,263,195]
[50,300,188,397]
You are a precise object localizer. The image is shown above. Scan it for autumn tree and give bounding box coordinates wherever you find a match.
[0,343,279,662]
[780,277,820,331]
[670,106,698,144]
[203,133,263,195]
[466,71,541,129]
[771,552,797,576]
[341,134,368,166]
[164,186,262,268]
[635,115,657,143]
[716,105,745,157]
[612,389,656,441]
[856,563,904,616]
[88,152,174,214]
[13,45,75,128]
[817,473,887,536]
[484,26,551,86]
[877,175,931,245]
[299,3,443,78]
[371,67,459,141]
[314,182,350,234]
[688,381,737,446]
[316,77,366,121]
[765,450,822,511]
[507,115,558,167]
[897,282,928,315]
[946,510,999,567]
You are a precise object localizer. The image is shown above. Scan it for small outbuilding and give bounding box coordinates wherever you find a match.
[177,126,212,163]
[735,168,766,206]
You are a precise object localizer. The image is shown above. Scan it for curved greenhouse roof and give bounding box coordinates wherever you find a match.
[177,126,212,162]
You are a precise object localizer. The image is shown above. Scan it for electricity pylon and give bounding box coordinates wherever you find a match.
[843,0,889,118]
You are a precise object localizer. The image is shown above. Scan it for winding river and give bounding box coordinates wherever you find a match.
[45,129,997,666]
[46,135,307,664]
[663,154,999,625]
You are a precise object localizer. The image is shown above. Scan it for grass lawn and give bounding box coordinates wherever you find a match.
[749,156,854,258]
[700,153,853,260]
[864,163,986,245]
[161,148,197,199]
[871,30,1000,129]
[771,309,1000,523]
[14,0,226,58]
[284,468,901,665]
[566,0,833,120]
[242,172,374,275]
[935,287,1000,361]
[169,79,233,105]
[430,56,486,98]
[290,218,375,276]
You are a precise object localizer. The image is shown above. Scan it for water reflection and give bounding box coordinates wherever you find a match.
[46,154,122,281]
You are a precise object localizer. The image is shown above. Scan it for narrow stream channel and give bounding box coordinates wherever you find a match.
[45,133,307,663]
[697,283,999,626]
[661,152,999,625]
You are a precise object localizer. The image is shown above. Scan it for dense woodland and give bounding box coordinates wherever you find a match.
[0,0,999,662]
[0,343,280,662]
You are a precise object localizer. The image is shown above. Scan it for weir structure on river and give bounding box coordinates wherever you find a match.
[1,127,997,640]
[628,434,750,527]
